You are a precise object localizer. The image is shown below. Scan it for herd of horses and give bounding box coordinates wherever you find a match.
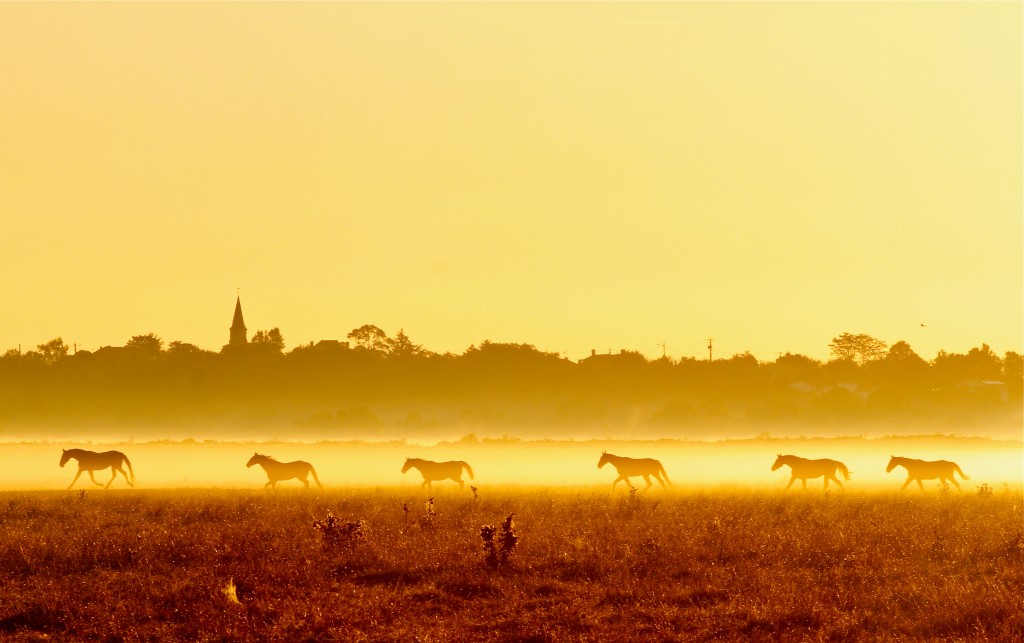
[58,448,973,493]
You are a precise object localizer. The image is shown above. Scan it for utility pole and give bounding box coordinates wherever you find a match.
[707,338,713,362]
[657,343,667,359]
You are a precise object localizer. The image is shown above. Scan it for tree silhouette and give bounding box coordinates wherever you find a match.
[885,340,926,366]
[0,326,1017,436]
[1003,351,1022,382]
[347,325,388,352]
[829,333,886,365]
[774,353,821,369]
[167,341,208,355]
[965,344,1003,380]
[35,337,69,365]
[251,328,285,353]
[125,333,163,355]
[386,329,426,357]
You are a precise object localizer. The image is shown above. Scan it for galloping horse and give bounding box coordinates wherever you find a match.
[886,456,970,491]
[59,449,135,489]
[246,453,322,489]
[401,458,474,490]
[597,452,671,491]
[771,454,849,491]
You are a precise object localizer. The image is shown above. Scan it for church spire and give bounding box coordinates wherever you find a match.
[229,295,247,345]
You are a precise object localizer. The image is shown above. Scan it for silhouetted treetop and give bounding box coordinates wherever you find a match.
[387,329,426,358]
[885,341,927,366]
[125,333,163,355]
[167,341,210,355]
[34,337,69,365]
[462,341,560,361]
[774,353,821,369]
[347,325,388,352]
[251,328,285,353]
[829,333,887,365]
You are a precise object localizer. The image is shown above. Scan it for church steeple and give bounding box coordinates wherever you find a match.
[229,295,247,345]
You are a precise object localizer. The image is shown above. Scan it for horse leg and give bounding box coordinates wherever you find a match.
[67,469,83,489]
[455,477,465,490]
[642,474,653,491]
[801,478,807,491]
[900,478,913,491]
[87,470,103,487]
[784,476,796,491]
[116,466,134,488]
[421,479,430,490]
[302,476,310,490]
[916,479,924,492]
[831,475,844,491]
[265,480,273,490]
[654,473,666,488]
[612,476,626,490]
[948,477,961,491]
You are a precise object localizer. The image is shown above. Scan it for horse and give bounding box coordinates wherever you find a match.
[771,454,849,491]
[401,458,474,490]
[597,452,671,491]
[886,456,970,491]
[246,453,322,489]
[59,449,135,489]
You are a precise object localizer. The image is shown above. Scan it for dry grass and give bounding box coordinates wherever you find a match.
[0,487,1021,641]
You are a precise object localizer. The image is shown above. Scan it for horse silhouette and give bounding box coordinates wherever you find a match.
[401,458,474,490]
[771,454,849,491]
[597,452,671,490]
[246,453,322,489]
[59,449,135,489]
[886,456,970,491]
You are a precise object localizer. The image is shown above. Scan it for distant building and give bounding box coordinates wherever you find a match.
[578,349,634,365]
[229,296,247,346]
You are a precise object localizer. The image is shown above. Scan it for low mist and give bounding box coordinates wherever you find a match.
[4,434,1020,492]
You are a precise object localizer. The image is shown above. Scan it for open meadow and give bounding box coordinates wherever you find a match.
[1,486,1021,642]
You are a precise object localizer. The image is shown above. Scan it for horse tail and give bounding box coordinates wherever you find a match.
[461,461,475,480]
[308,464,323,488]
[953,463,970,480]
[122,453,135,485]
[659,461,672,485]
[837,461,850,481]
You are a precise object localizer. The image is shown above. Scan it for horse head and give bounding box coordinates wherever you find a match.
[59,449,70,467]
[246,453,261,468]
[885,456,898,473]
[597,452,609,469]
[771,454,785,471]
[401,458,414,473]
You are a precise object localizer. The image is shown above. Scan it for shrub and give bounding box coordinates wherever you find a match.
[481,513,518,569]
[313,511,366,548]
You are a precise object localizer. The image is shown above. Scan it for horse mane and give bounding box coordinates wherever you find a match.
[254,453,278,462]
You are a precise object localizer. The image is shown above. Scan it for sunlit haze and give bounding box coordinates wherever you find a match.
[3,437,1021,491]
[1,2,1020,362]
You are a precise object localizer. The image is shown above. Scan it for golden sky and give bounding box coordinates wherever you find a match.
[1,1,1020,362]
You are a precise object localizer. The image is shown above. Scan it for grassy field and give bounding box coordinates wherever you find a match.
[1,487,1021,642]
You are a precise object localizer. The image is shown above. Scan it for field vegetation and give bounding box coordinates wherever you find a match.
[1,487,1021,641]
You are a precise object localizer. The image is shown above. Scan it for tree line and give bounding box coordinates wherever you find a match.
[1,326,1020,437]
